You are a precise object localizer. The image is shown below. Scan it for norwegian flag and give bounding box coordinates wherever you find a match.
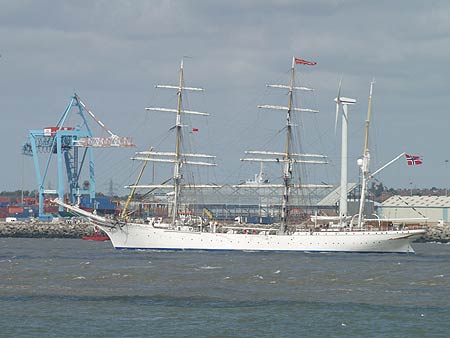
[405,154,423,166]
[294,58,317,66]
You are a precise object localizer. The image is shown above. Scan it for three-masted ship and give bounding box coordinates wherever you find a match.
[55,57,426,253]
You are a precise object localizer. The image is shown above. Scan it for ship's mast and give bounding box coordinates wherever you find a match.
[250,56,323,234]
[172,60,184,225]
[280,57,296,232]
[357,80,374,228]
[141,59,214,226]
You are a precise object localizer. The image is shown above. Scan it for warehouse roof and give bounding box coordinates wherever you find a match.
[317,183,357,206]
[381,195,450,208]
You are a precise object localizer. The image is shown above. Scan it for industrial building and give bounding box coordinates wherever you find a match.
[378,195,449,224]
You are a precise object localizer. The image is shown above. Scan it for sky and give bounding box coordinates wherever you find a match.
[1,0,450,195]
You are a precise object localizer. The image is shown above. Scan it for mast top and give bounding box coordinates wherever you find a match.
[363,80,375,155]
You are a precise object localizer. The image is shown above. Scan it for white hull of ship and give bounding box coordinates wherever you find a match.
[98,224,425,253]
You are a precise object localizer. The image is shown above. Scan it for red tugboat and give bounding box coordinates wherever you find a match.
[82,226,110,241]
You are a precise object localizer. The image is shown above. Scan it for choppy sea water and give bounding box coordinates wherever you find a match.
[1,238,449,338]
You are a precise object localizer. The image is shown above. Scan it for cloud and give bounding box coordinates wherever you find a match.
[1,0,450,193]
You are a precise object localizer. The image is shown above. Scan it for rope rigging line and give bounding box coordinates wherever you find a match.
[392,195,428,219]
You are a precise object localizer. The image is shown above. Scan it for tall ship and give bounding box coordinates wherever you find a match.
[56,57,426,253]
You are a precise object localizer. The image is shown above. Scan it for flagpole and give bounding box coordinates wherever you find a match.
[370,152,406,178]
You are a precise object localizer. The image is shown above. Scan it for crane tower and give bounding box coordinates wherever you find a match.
[22,93,135,218]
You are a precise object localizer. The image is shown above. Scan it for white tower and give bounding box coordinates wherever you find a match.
[334,81,356,226]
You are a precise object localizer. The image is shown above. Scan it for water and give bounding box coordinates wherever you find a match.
[1,239,449,338]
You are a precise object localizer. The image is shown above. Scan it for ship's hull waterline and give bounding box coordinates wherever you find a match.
[98,224,425,253]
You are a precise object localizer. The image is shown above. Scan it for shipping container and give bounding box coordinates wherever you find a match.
[246,216,260,224]
[260,217,274,224]
[44,205,59,214]
[0,207,9,218]
[0,196,11,203]
[18,197,38,206]
[80,197,116,211]
[8,206,24,214]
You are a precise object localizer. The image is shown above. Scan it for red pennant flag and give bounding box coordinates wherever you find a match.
[295,58,317,66]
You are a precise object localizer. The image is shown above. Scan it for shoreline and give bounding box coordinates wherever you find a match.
[0,221,449,243]
[0,221,95,239]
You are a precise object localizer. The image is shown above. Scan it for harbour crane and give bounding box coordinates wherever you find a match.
[22,93,135,219]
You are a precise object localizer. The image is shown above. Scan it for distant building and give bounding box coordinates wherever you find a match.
[378,195,450,224]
